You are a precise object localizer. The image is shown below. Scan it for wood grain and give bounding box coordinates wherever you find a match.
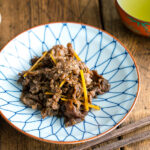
[0,0,101,150]
[0,0,150,150]
[71,116,150,150]
[94,130,150,150]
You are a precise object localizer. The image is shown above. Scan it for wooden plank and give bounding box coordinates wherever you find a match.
[0,0,31,49]
[0,0,102,49]
[102,0,150,150]
[0,0,103,150]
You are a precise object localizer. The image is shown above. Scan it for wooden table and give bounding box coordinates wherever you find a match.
[0,0,150,149]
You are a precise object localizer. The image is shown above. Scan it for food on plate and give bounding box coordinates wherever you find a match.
[18,43,110,126]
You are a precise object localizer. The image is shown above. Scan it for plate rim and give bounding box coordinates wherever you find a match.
[0,21,140,144]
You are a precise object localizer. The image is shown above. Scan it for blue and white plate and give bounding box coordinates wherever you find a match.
[0,22,139,144]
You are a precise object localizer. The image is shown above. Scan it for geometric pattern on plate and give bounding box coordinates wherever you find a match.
[0,23,138,142]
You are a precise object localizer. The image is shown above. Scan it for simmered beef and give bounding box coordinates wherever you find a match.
[18,43,110,126]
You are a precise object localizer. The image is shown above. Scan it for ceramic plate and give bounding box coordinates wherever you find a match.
[0,22,139,144]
